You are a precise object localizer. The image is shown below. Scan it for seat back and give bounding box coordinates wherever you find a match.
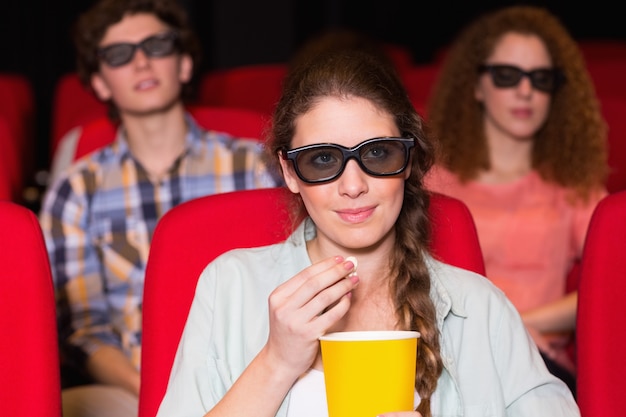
[138,187,484,417]
[0,117,22,201]
[73,117,118,161]
[50,72,108,157]
[401,63,442,119]
[576,190,626,417]
[186,105,269,141]
[586,61,626,99]
[599,96,626,193]
[0,201,62,417]
[0,73,35,183]
[428,192,486,275]
[0,163,11,201]
[578,39,626,63]
[198,64,288,117]
[0,118,12,204]
[382,42,414,71]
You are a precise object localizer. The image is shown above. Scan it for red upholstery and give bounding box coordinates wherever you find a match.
[187,105,269,141]
[401,63,442,119]
[0,74,35,194]
[577,39,626,63]
[0,167,10,201]
[576,190,626,417]
[599,96,626,193]
[50,73,108,157]
[0,119,13,200]
[198,64,288,117]
[73,117,118,161]
[427,192,486,275]
[0,117,22,201]
[138,187,484,417]
[382,43,414,71]
[0,201,62,416]
[586,61,626,99]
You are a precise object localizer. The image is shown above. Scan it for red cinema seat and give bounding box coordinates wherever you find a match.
[0,73,35,191]
[198,64,288,117]
[598,96,626,193]
[401,63,442,119]
[0,201,62,416]
[138,187,484,417]
[50,73,108,158]
[576,190,626,417]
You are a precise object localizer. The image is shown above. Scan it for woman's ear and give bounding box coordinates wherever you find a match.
[278,151,301,193]
[404,161,412,179]
[91,73,112,101]
[474,80,485,102]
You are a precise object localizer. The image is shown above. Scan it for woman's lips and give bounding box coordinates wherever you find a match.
[336,206,376,223]
[511,108,532,118]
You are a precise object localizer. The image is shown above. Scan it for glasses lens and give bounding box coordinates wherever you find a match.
[295,146,344,182]
[99,44,136,67]
[490,66,523,88]
[141,33,177,57]
[529,69,557,93]
[359,140,409,174]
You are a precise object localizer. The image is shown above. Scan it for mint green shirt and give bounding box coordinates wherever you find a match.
[157,219,580,417]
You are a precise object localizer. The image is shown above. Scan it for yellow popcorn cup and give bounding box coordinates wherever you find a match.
[319,330,420,417]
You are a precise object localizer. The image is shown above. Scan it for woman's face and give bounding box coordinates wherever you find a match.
[475,32,554,142]
[279,96,409,253]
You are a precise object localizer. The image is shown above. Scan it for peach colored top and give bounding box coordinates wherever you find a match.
[425,165,606,372]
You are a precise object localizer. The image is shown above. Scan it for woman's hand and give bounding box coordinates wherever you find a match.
[263,256,359,379]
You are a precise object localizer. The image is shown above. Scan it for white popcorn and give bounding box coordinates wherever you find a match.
[345,256,358,277]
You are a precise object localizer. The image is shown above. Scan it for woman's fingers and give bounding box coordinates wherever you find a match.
[264,256,358,376]
[271,256,357,314]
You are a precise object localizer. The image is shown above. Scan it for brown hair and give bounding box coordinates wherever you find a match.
[265,48,442,417]
[72,0,202,120]
[288,28,397,74]
[427,5,608,199]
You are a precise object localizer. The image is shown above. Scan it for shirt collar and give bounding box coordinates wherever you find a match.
[107,111,206,162]
[427,255,469,330]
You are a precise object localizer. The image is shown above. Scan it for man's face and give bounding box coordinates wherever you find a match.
[90,12,193,118]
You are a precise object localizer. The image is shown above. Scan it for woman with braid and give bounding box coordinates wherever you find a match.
[157,48,579,416]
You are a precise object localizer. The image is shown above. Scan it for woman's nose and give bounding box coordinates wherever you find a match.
[337,159,368,197]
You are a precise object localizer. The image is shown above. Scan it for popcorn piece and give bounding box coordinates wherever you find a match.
[345,256,358,277]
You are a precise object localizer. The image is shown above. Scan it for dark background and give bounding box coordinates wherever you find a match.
[2,0,625,175]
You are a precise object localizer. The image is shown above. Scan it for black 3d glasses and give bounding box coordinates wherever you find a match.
[478,64,564,93]
[97,32,179,67]
[281,137,415,184]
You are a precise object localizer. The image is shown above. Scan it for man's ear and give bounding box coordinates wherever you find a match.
[91,73,112,101]
[178,54,193,84]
